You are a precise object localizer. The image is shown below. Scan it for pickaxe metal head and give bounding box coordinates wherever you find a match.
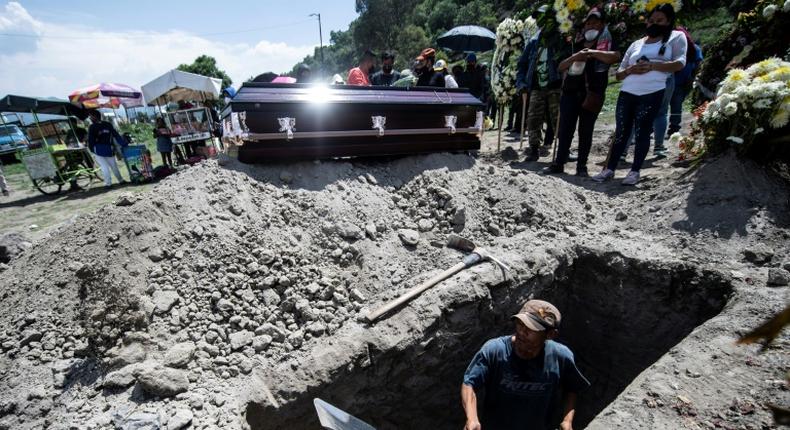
[446,234,476,253]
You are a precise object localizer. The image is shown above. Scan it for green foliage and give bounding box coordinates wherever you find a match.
[177,55,233,89]
[119,122,155,148]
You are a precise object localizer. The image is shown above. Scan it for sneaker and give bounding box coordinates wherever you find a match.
[575,165,588,177]
[542,163,564,175]
[654,148,668,158]
[592,169,614,182]
[622,170,640,186]
[539,146,550,157]
[524,148,540,162]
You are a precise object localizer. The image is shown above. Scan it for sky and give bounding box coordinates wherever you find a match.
[0,1,358,99]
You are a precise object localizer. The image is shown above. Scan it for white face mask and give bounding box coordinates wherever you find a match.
[224,97,231,104]
[584,29,600,41]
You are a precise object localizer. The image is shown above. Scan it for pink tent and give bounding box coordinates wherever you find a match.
[271,76,297,84]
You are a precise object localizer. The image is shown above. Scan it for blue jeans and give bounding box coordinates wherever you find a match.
[652,74,674,149]
[668,82,690,136]
[608,89,665,172]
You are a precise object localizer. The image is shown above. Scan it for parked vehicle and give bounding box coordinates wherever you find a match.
[0,124,29,156]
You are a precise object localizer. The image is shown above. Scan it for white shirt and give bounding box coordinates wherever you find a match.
[444,74,459,89]
[619,30,687,96]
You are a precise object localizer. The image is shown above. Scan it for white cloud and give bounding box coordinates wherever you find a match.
[0,2,315,99]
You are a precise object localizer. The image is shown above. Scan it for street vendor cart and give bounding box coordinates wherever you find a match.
[1,94,101,194]
[142,70,222,162]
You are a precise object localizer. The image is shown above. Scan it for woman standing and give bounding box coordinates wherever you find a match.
[154,117,174,168]
[592,4,687,185]
[545,7,620,176]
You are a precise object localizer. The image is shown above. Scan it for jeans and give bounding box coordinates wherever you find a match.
[94,154,124,186]
[607,89,665,172]
[556,91,599,168]
[652,74,674,149]
[668,83,690,136]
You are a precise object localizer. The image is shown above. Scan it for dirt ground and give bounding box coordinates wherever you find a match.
[0,114,788,430]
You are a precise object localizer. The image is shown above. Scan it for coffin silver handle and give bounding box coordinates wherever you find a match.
[278,117,296,140]
[475,111,484,137]
[433,90,452,104]
[444,115,457,134]
[371,116,386,137]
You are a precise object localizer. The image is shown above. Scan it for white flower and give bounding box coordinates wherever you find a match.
[754,127,764,134]
[726,136,744,144]
[785,0,790,12]
[763,4,777,19]
[746,58,782,78]
[754,98,772,109]
[724,102,738,116]
[669,132,682,144]
[559,20,573,34]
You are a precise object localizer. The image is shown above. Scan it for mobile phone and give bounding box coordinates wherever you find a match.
[637,55,650,64]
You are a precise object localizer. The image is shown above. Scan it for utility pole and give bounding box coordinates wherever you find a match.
[309,13,324,78]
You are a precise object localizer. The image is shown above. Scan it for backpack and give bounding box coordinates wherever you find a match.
[674,27,701,86]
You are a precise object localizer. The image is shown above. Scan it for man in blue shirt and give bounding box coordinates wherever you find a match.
[87,110,127,188]
[462,300,589,430]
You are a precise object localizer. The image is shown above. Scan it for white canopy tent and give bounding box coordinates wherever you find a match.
[141,70,222,106]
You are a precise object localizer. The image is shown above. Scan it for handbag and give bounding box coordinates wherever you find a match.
[581,91,604,113]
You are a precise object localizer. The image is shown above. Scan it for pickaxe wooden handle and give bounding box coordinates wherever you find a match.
[365,254,481,323]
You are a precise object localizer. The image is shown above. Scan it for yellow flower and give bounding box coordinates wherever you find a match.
[765,66,790,83]
[770,110,789,128]
[559,20,573,34]
[567,0,586,11]
[644,0,682,12]
[746,58,782,78]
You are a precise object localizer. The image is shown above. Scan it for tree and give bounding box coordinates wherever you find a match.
[177,55,233,89]
[456,0,498,29]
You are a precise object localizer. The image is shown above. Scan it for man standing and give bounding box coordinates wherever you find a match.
[516,6,572,161]
[348,50,376,86]
[459,53,485,99]
[87,110,127,188]
[414,48,445,88]
[370,52,402,86]
[0,163,9,196]
[462,300,589,430]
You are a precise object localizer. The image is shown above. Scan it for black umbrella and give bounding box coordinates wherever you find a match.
[437,25,497,53]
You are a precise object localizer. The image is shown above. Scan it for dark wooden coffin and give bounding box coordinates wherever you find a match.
[220,83,484,162]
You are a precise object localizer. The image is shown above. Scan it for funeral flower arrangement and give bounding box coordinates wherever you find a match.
[490,17,537,105]
[553,0,588,34]
[679,58,790,159]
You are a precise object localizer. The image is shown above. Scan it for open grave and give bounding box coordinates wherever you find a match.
[244,247,733,429]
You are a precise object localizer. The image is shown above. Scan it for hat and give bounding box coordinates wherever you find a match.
[433,59,448,71]
[584,7,604,22]
[466,53,477,62]
[416,48,436,61]
[511,300,561,331]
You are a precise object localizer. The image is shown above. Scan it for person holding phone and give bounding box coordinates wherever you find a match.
[592,3,687,185]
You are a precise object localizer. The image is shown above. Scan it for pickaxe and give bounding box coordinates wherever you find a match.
[365,235,509,323]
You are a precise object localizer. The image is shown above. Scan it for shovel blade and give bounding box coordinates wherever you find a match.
[314,398,377,430]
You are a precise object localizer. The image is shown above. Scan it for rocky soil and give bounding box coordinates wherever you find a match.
[0,139,788,429]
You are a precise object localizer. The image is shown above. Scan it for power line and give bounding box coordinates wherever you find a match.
[0,18,315,40]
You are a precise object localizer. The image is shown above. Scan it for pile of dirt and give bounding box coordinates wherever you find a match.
[0,151,787,430]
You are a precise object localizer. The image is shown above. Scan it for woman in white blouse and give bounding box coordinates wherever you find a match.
[593,4,687,185]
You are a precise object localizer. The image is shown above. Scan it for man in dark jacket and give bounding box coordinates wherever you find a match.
[415,48,445,88]
[87,110,127,188]
[459,53,485,99]
[370,52,402,86]
[516,6,572,161]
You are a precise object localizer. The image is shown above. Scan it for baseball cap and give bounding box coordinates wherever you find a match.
[466,53,477,62]
[433,59,448,71]
[511,300,561,331]
[416,48,436,61]
[584,7,605,22]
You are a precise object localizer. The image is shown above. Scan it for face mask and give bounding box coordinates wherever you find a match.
[584,29,600,41]
[383,64,393,73]
[224,97,231,104]
[646,24,668,38]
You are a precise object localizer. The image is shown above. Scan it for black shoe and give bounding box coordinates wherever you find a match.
[575,165,589,177]
[539,146,551,157]
[542,163,564,175]
[524,148,540,162]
